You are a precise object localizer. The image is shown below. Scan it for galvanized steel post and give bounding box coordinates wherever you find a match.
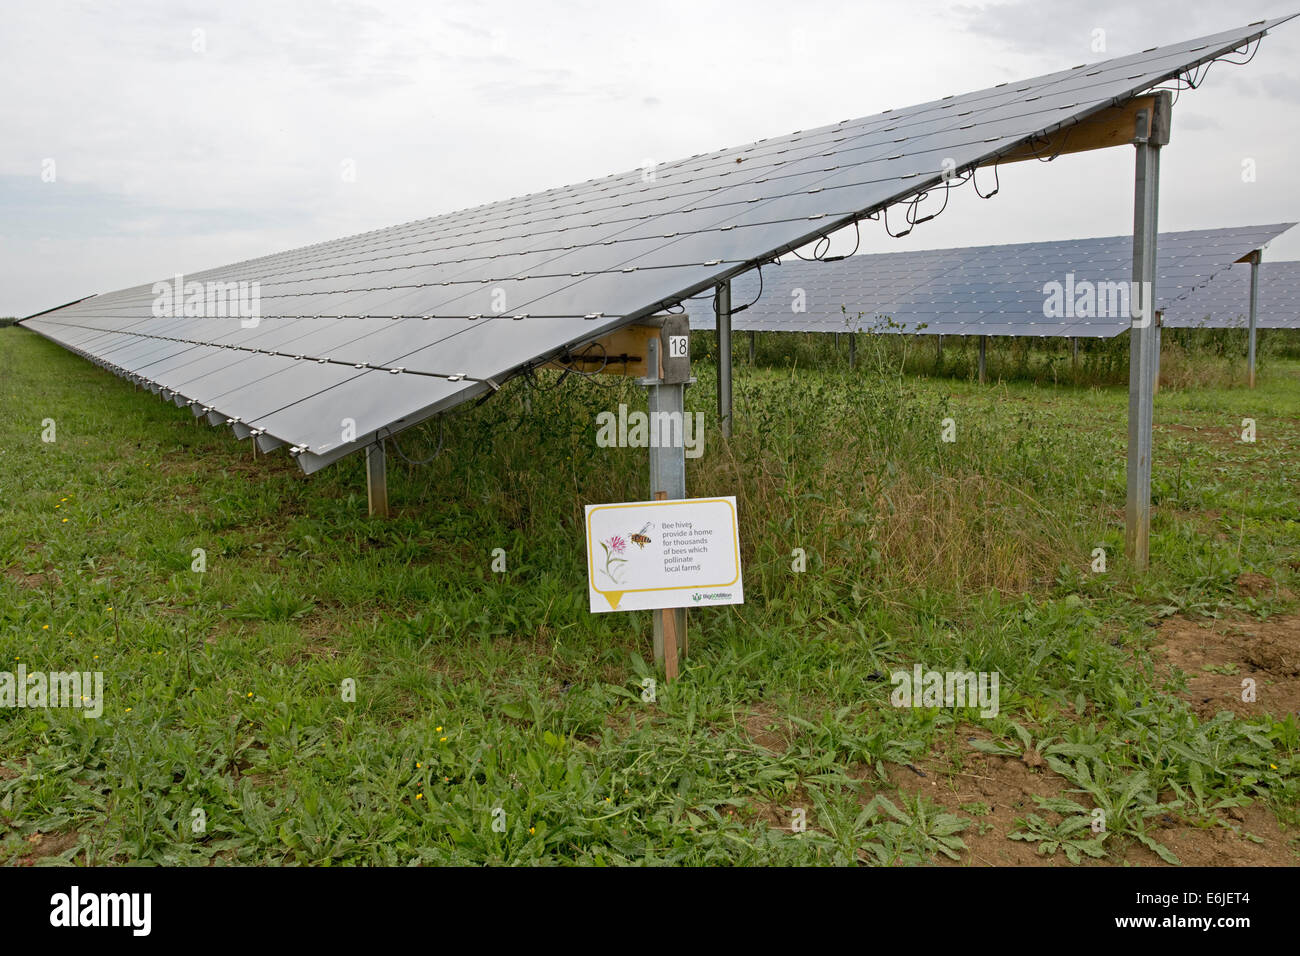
[716,281,733,438]
[1125,92,1170,571]
[1247,250,1261,388]
[366,439,389,518]
[978,335,987,385]
[1154,312,1163,395]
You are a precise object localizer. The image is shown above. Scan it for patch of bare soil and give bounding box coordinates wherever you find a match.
[1154,612,1300,721]
[883,731,1076,866]
[1159,422,1240,446]
[16,829,80,865]
[284,617,346,666]
[1120,802,1297,866]
[743,704,795,753]
[744,721,1299,866]
[893,732,1296,866]
[742,785,814,833]
[3,565,58,590]
[1236,572,1296,602]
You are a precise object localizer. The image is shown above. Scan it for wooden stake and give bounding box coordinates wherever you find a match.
[654,490,682,679]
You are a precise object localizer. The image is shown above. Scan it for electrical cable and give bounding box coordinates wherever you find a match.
[724,261,765,314]
[378,416,445,466]
[972,160,1000,199]
[1031,124,1072,162]
[821,220,862,262]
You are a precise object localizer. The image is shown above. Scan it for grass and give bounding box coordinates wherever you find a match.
[0,323,1296,865]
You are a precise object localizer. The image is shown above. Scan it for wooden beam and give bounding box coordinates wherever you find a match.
[983,95,1165,167]
[541,323,662,378]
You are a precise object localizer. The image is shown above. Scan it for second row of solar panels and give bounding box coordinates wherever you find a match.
[685,224,1294,337]
[1163,260,1300,329]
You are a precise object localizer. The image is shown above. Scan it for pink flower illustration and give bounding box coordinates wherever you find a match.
[599,535,630,584]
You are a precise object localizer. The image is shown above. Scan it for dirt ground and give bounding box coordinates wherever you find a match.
[883,730,1297,867]
[741,600,1300,866]
[1154,587,1300,723]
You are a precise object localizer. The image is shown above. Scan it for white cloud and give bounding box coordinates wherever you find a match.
[2,0,1298,315]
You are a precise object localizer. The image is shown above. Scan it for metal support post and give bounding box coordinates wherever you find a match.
[1125,91,1169,571]
[643,320,692,678]
[366,439,389,518]
[1154,312,1163,395]
[1247,250,1261,388]
[716,280,732,438]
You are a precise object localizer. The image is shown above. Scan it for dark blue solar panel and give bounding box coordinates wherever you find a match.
[687,224,1294,338]
[1163,260,1300,329]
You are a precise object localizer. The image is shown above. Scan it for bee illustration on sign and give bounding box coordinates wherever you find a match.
[596,523,655,585]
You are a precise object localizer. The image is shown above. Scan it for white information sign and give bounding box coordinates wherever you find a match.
[584,497,743,612]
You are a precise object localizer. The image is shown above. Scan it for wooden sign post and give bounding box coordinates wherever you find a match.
[644,317,691,679]
[654,489,680,680]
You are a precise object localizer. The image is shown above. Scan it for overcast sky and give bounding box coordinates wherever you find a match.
[2,0,1298,317]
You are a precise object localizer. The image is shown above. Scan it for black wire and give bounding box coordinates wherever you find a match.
[1033,124,1071,162]
[883,201,912,238]
[378,417,445,466]
[722,261,765,314]
[973,161,999,199]
[1159,41,1260,104]
[570,341,626,388]
[1218,38,1260,66]
[528,340,625,391]
[887,189,931,237]
[791,218,862,263]
[791,235,830,260]
[821,220,862,262]
[1154,63,1207,105]
[524,364,569,392]
[909,167,969,225]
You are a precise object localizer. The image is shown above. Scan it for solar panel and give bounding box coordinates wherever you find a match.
[685,224,1295,338]
[1162,260,1300,329]
[20,15,1295,473]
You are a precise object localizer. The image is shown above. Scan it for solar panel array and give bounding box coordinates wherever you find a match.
[20,15,1294,473]
[1162,260,1300,329]
[685,224,1294,337]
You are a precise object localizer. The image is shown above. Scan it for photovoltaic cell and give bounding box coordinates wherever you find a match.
[684,224,1294,337]
[20,15,1295,473]
[1162,260,1300,329]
